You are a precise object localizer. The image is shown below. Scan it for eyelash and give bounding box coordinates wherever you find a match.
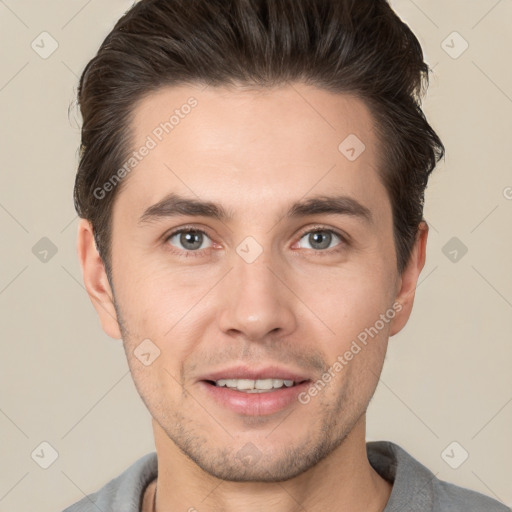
[163,224,349,258]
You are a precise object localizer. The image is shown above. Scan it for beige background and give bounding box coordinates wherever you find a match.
[0,1,511,510]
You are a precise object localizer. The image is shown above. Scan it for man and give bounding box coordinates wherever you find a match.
[64,0,509,510]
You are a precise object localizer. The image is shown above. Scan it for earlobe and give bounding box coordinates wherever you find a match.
[76,219,122,339]
[388,222,429,337]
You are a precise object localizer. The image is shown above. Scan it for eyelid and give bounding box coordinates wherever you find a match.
[163,223,214,239]
[295,224,350,244]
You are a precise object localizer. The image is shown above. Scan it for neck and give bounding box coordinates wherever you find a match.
[148,415,392,512]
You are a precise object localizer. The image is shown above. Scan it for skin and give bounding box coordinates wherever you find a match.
[77,83,428,512]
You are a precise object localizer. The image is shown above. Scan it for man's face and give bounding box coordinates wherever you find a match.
[93,84,416,481]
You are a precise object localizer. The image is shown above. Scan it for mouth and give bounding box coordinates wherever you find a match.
[200,379,311,416]
[197,367,312,415]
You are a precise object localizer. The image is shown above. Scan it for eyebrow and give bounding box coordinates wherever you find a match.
[138,192,372,225]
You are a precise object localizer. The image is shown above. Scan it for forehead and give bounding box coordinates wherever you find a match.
[114,83,389,225]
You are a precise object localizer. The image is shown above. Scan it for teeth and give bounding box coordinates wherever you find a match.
[214,378,295,392]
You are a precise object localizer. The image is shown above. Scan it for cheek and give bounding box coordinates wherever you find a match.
[114,255,202,334]
[302,268,395,338]
[297,271,394,397]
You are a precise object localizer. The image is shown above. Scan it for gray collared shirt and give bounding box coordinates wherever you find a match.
[62,441,510,511]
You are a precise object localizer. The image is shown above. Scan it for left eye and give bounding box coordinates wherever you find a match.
[166,229,213,251]
[296,230,343,251]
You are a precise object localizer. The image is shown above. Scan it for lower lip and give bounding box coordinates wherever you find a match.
[199,381,311,416]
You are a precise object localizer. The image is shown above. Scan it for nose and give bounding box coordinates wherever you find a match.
[217,249,298,342]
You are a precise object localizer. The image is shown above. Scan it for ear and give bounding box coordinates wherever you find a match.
[388,221,428,337]
[76,218,122,339]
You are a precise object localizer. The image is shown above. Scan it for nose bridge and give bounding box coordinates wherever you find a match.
[217,241,297,340]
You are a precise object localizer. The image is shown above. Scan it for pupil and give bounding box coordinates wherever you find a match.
[310,231,331,250]
[181,231,202,250]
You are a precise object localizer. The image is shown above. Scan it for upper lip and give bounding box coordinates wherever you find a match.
[198,365,312,383]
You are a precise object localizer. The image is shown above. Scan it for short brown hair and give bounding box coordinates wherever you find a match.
[74,0,444,280]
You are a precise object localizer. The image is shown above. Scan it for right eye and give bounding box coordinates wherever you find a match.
[165,228,214,254]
